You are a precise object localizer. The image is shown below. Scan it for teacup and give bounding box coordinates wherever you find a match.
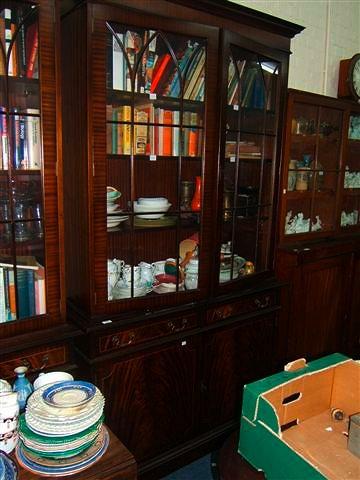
[139,262,155,288]
[119,265,142,288]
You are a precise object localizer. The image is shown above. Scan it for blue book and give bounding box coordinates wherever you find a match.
[17,269,30,319]
[27,270,35,317]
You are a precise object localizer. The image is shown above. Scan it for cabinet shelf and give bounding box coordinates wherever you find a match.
[107,90,205,110]
[107,154,202,161]
[343,189,360,196]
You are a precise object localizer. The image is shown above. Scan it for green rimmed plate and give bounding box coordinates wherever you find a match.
[21,437,96,459]
[19,414,104,445]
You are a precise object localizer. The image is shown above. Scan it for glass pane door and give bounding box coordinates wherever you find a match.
[341,113,360,229]
[284,103,342,237]
[0,4,45,323]
[219,45,279,284]
[106,23,205,300]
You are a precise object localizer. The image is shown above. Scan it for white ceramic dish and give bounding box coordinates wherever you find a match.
[137,197,168,205]
[106,204,120,213]
[33,372,74,391]
[134,201,171,219]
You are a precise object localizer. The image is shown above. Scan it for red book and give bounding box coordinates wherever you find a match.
[162,110,172,156]
[150,54,171,93]
[26,23,38,78]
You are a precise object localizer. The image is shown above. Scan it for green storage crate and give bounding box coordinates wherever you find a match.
[239,353,360,480]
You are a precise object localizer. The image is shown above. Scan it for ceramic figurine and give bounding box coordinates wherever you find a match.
[13,366,33,411]
[0,392,19,453]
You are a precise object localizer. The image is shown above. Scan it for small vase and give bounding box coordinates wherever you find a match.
[13,366,33,411]
[191,176,201,212]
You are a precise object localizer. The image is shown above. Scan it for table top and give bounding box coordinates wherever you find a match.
[13,427,137,480]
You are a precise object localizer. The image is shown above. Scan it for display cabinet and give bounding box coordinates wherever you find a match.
[61,0,302,477]
[276,90,360,363]
[279,89,360,242]
[0,0,64,341]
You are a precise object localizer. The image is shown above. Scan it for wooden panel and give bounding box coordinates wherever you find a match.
[206,290,277,325]
[95,338,198,462]
[200,314,277,430]
[0,345,67,380]
[99,313,197,354]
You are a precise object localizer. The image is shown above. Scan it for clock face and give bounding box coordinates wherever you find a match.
[352,58,360,97]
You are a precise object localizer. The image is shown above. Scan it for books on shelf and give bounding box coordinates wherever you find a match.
[107,105,203,156]
[0,7,38,78]
[0,108,41,170]
[0,257,46,323]
[108,28,205,100]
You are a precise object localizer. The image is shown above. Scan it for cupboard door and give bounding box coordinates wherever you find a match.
[346,252,360,357]
[90,5,219,315]
[0,1,62,334]
[287,254,351,360]
[217,32,286,289]
[200,313,277,430]
[95,337,198,461]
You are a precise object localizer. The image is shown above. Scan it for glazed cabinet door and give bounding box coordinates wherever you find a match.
[0,1,62,337]
[89,4,219,316]
[200,313,278,431]
[94,336,198,462]
[215,31,287,291]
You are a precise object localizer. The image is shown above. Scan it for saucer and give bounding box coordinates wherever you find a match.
[42,381,96,408]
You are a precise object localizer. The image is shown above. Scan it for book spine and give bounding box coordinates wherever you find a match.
[0,267,6,323]
[162,110,172,156]
[26,114,41,169]
[17,10,26,77]
[183,111,191,155]
[0,17,5,75]
[27,269,35,317]
[111,109,118,154]
[10,22,18,76]
[26,26,38,78]
[35,265,46,314]
[3,268,11,320]
[172,111,180,156]
[144,30,157,93]
[17,269,30,318]
[4,9,13,76]
[188,112,198,157]
[122,105,131,154]
[117,109,123,154]
[112,33,124,90]
[8,269,16,320]
[134,109,148,155]
[1,114,8,169]
[150,54,171,94]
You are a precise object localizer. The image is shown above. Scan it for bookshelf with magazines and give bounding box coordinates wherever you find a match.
[61,0,302,476]
[0,0,67,349]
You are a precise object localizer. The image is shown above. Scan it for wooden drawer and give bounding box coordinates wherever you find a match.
[0,345,68,380]
[206,290,278,325]
[99,313,197,354]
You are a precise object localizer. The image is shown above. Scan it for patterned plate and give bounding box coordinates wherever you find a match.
[42,381,96,408]
[16,426,109,476]
[0,452,17,480]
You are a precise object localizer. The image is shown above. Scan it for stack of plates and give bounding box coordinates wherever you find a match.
[0,452,17,479]
[16,380,108,477]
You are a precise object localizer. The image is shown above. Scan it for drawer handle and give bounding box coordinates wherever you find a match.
[168,318,188,333]
[111,333,135,348]
[255,296,270,309]
[20,355,49,374]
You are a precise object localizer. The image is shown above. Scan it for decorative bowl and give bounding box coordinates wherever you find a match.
[33,372,74,391]
[134,201,171,219]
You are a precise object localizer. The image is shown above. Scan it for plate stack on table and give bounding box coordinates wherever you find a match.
[15,381,108,476]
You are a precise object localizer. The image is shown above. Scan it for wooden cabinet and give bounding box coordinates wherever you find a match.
[277,90,360,363]
[61,0,302,477]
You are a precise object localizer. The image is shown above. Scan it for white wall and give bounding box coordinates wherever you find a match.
[229,0,360,97]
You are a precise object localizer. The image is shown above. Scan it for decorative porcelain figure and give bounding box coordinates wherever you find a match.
[0,391,19,453]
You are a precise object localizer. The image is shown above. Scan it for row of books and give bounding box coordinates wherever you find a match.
[227,59,275,110]
[225,141,261,159]
[107,106,202,156]
[108,28,205,101]
[0,7,39,78]
[0,257,46,323]
[0,109,41,170]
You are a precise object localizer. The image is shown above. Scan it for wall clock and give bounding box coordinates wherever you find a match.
[338,54,360,102]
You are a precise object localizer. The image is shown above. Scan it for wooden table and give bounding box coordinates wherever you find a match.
[13,427,137,480]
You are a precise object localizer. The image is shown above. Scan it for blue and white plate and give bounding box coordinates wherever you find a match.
[0,452,17,480]
[42,381,96,408]
[16,426,109,476]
